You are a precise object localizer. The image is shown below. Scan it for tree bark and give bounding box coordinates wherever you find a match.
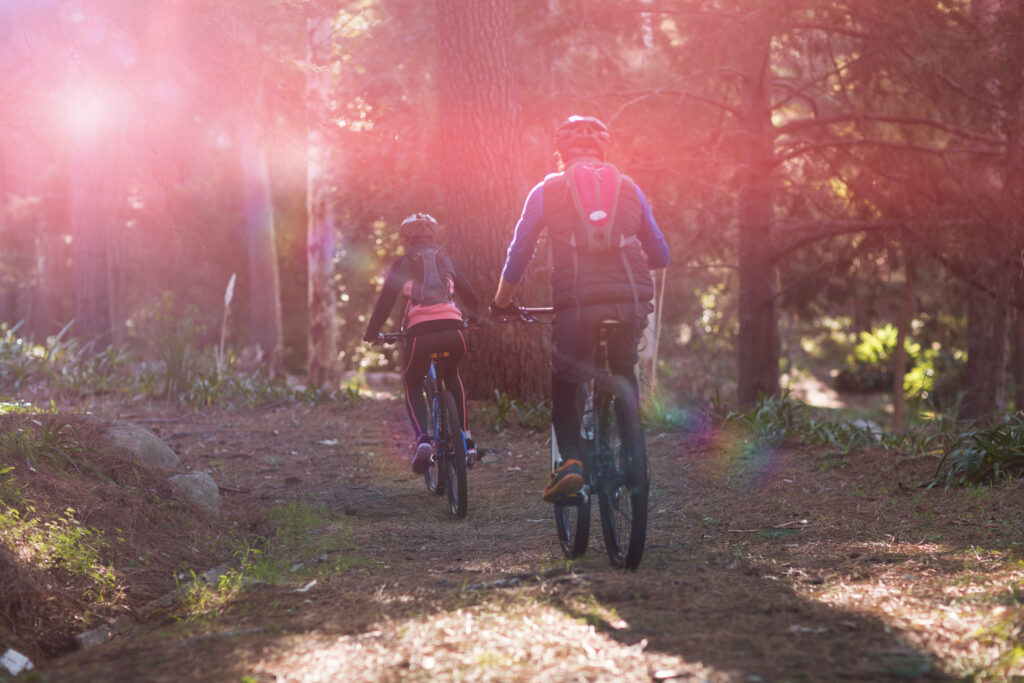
[305,15,339,390]
[240,119,285,377]
[435,0,548,400]
[892,247,914,433]
[961,280,1009,421]
[68,108,112,341]
[736,12,779,406]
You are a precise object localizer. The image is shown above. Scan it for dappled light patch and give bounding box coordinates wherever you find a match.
[247,599,696,681]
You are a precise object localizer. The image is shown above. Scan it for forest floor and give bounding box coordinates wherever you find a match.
[8,388,1024,682]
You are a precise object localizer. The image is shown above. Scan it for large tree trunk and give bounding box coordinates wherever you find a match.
[435,0,548,400]
[305,15,339,390]
[240,120,285,377]
[959,0,1022,421]
[68,115,112,341]
[736,13,779,406]
[892,247,915,433]
[961,282,1009,420]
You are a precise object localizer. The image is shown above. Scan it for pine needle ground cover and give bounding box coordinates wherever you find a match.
[0,393,1020,681]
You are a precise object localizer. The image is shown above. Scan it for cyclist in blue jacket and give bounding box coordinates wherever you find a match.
[491,116,670,503]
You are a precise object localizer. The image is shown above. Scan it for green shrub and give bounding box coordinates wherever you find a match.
[931,415,1024,487]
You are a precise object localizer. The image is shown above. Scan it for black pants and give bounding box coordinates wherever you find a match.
[550,304,647,460]
[402,328,469,440]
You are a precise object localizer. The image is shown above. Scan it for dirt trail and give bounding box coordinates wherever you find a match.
[33,396,1024,681]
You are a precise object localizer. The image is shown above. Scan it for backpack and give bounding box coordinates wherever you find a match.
[407,246,454,306]
[546,160,632,252]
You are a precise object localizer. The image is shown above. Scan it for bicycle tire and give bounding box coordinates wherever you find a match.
[439,390,468,518]
[553,385,591,558]
[423,373,444,495]
[595,375,648,569]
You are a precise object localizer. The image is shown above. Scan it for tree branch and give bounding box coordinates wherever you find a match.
[774,113,1004,145]
[772,137,997,166]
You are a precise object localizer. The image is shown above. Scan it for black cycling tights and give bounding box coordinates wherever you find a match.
[402,328,468,440]
[551,364,640,462]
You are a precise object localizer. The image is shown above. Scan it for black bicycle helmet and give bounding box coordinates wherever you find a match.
[399,212,439,242]
[555,115,610,161]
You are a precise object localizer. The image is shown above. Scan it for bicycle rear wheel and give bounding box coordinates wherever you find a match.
[439,390,468,518]
[595,375,648,569]
[422,374,444,495]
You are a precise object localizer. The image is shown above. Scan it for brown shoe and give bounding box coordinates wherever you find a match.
[542,459,584,503]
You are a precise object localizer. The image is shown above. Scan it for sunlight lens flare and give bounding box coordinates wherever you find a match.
[64,85,114,139]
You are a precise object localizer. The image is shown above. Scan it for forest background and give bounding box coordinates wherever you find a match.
[3,0,1024,431]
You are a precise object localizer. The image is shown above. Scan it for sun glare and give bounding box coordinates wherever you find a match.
[65,86,113,139]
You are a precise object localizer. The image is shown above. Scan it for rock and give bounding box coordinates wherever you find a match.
[73,617,133,649]
[168,471,221,519]
[99,420,183,471]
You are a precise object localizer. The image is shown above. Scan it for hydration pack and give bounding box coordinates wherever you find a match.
[408,246,454,306]
[545,161,634,253]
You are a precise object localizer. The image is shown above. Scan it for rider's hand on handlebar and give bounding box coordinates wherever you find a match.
[489,300,522,320]
[363,331,384,344]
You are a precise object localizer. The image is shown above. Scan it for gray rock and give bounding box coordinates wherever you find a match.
[100,421,183,471]
[73,617,132,649]
[168,471,220,519]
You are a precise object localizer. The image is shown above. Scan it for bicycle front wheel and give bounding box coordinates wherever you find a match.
[423,374,444,495]
[595,375,648,569]
[439,390,468,518]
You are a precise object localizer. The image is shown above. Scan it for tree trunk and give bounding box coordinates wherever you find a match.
[240,120,285,377]
[435,0,548,400]
[891,247,915,433]
[1014,307,1024,412]
[305,15,339,390]
[68,121,112,341]
[736,12,779,406]
[961,281,1009,421]
[959,0,1022,421]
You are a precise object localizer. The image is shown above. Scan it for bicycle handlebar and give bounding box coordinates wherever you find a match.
[495,306,554,324]
[371,321,479,345]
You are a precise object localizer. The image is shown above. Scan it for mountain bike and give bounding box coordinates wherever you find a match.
[378,332,470,518]
[506,307,649,569]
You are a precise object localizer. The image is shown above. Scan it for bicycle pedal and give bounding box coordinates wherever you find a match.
[554,490,588,506]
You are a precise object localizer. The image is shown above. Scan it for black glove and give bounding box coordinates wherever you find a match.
[489,300,522,319]
[363,331,382,343]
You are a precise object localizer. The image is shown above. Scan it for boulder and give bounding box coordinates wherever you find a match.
[168,471,221,519]
[99,421,184,471]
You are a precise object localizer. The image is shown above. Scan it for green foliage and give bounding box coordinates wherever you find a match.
[931,414,1024,487]
[834,324,918,393]
[131,293,206,397]
[641,388,706,432]
[176,502,365,619]
[0,414,98,477]
[0,317,358,410]
[722,394,880,459]
[0,505,117,600]
[480,390,552,433]
[831,324,966,413]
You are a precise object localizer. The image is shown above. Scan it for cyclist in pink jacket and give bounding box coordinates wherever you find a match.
[364,213,481,474]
